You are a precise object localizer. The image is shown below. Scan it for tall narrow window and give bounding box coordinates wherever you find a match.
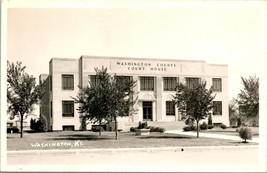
[186,77,201,89]
[213,101,222,115]
[90,75,100,87]
[62,74,74,90]
[140,77,154,91]
[164,77,178,91]
[50,102,53,118]
[212,78,222,92]
[49,75,52,91]
[62,101,74,117]
[166,101,175,116]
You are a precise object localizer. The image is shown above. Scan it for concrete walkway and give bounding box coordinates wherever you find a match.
[165,130,259,143]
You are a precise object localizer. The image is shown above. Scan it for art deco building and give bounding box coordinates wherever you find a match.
[40,55,229,131]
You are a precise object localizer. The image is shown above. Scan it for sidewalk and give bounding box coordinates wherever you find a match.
[165,130,259,143]
[7,145,258,156]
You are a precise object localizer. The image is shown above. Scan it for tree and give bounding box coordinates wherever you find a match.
[173,82,215,138]
[74,68,111,136]
[228,99,239,127]
[73,66,137,139]
[7,61,45,138]
[38,114,48,132]
[236,75,259,127]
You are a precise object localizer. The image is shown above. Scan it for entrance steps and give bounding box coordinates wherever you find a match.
[122,121,185,132]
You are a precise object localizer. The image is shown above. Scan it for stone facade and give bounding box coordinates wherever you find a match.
[40,55,229,131]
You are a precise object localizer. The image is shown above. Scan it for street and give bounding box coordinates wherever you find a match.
[6,146,260,172]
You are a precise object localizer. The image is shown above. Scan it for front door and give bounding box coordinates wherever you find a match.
[143,101,152,121]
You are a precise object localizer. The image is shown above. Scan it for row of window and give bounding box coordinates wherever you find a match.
[60,74,222,92]
[165,101,222,116]
[61,100,222,117]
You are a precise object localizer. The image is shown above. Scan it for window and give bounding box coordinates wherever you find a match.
[212,78,222,92]
[49,75,52,91]
[62,74,74,90]
[186,78,201,89]
[90,75,100,87]
[213,101,222,115]
[62,125,74,131]
[115,76,131,83]
[50,102,53,118]
[164,77,178,91]
[140,77,154,91]
[62,101,74,117]
[166,101,175,116]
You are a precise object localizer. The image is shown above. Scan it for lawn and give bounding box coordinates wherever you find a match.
[202,127,259,136]
[7,130,257,151]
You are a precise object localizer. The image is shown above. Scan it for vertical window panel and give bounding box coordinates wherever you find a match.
[186,78,201,89]
[90,75,100,87]
[164,77,178,91]
[212,78,222,92]
[213,101,222,115]
[62,101,74,117]
[166,101,175,116]
[62,74,74,90]
[140,77,154,91]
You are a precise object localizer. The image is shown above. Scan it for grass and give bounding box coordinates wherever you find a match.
[7,130,257,151]
[201,127,259,136]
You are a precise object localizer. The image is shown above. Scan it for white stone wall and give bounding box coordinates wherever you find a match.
[49,56,229,130]
[50,58,81,130]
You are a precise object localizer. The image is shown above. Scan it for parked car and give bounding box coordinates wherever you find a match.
[7,122,19,133]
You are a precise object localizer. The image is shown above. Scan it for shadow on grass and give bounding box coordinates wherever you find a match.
[47,134,117,141]
[228,141,257,145]
[138,135,193,139]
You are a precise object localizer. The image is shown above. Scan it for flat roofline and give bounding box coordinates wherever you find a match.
[207,63,228,67]
[80,55,206,63]
[49,58,78,63]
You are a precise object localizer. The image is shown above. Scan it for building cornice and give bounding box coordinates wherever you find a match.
[80,55,206,63]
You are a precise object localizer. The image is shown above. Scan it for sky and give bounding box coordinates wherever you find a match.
[6,1,266,101]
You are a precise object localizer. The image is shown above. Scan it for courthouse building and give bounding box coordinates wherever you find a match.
[40,55,229,131]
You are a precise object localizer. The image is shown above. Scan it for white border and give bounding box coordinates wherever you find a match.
[1,0,267,172]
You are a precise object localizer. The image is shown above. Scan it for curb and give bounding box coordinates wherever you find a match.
[7,145,259,156]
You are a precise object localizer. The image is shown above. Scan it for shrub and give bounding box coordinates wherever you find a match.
[220,124,227,129]
[30,115,48,132]
[133,124,165,133]
[137,121,148,129]
[238,127,253,143]
[130,127,136,132]
[200,122,208,130]
[38,115,48,132]
[183,126,191,131]
[154,127,160,132]
[190,125,197,131]
[208,125,214,129]
[158,127,166,133]
[183,125,196,131]
[30,118,38,131]
[149,126,156,132]
[30,118,36,130]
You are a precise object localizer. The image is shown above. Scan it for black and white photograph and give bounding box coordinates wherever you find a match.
[1,0,267,172]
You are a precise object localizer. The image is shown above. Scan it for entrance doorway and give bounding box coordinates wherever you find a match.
[143,101,152,121]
